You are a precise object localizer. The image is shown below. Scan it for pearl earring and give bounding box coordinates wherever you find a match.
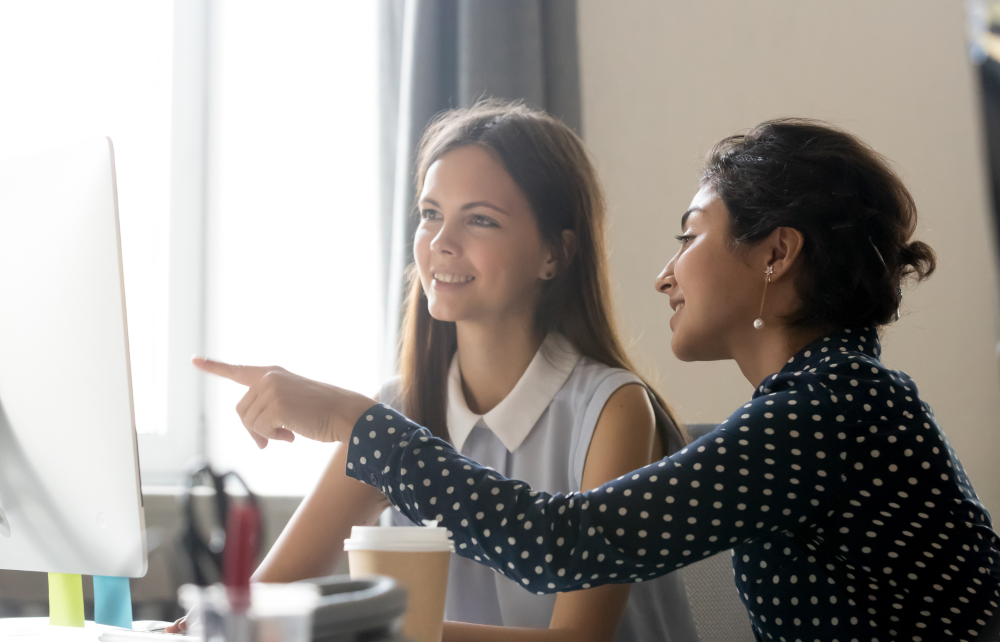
[753,265,773,330]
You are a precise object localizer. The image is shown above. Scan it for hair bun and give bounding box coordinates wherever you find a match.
[899,240,936,282]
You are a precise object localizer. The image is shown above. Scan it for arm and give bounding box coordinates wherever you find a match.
[546,384,657,640]
[348,368,846,593]
[253,441,389,582]
[441,384,657,642]
[254,390,388,582]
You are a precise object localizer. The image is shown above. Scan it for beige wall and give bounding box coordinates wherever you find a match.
[578,1,1000,514]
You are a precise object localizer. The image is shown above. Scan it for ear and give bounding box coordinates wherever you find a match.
[540,230,577,280]
[756,226,805,281]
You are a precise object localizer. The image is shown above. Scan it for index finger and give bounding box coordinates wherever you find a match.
[192,356,270,387]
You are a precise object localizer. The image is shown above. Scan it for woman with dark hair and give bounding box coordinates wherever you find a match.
[197,119,1000,640]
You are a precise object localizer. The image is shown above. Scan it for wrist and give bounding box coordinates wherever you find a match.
[324,388,378,443]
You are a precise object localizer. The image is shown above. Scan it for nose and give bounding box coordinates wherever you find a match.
[654,260,675,294]
[429,221,460,256]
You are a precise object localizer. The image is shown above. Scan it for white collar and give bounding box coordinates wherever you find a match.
[446,333,582,453]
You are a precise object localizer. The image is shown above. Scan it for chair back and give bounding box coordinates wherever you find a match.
[677,424,756,642]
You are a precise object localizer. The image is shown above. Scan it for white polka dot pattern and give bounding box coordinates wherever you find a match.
[347,327,1000,640]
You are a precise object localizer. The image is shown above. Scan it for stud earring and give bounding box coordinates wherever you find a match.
[545,272,553,279]
[753,265,773,330]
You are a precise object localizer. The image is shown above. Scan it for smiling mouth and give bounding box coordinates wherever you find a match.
[433,273,475,284]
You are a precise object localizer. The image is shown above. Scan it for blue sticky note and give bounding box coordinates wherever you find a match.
[93,575,133,629]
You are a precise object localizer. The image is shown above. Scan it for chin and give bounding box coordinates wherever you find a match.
[426,301,464,323]
[670,335,699,362]
[670,329,727,363]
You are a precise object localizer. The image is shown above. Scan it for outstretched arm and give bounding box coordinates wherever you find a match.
[187,356,843,593]
[347,371,843,594]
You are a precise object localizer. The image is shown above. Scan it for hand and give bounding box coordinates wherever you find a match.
[192,357,376,447]
[164,615,187,634]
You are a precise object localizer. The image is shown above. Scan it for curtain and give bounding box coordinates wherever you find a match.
[377,0,581,377]
[972,1,1000,315]
[979,58,1000,272]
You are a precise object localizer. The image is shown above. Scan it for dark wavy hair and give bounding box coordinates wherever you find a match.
[701,118,937,329]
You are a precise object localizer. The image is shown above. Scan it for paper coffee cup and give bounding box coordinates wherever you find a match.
[345,522,454,642]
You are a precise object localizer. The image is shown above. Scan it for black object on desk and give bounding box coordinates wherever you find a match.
[301,575,408,642]
[181,463,262,586]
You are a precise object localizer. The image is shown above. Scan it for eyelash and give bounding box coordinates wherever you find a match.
[420,210,498,228]
[470,214,498,228]
[675,234,694,246]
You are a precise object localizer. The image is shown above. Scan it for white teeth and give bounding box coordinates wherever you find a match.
[434,273,475,284]
[677,302,685,311]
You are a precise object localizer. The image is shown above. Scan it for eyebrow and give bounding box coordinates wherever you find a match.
[680,207,702,231]
[420,198,510,216]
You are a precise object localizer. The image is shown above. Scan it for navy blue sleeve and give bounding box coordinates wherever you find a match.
[346,369,846,593]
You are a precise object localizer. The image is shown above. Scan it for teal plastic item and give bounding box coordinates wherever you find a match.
[94,575,133,629]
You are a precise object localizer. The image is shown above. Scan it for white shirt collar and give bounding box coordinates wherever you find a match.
[446,333,582,453]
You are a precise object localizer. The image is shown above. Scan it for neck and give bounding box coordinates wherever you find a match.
[730,323,829,389]
[455,315,544,415]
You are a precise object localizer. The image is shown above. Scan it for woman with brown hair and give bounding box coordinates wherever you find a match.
[190,102,696,641]
[197,118,1000,640]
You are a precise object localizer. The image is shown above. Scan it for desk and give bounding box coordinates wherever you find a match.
[0,618,174,641]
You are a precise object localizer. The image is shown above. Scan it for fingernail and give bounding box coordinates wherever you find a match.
[190,354,203,362]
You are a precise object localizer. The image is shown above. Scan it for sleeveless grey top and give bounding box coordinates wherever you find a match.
[380,334,699,642]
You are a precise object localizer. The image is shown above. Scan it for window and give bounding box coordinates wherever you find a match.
[0,1,174,437]
[204,0,380,494]
[0,1,381,495]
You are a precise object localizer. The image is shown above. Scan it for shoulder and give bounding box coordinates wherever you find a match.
[581,382,656,488]
[561,356,643,402]
[769,333,928,426]
[594,382,655,430]
[556,357,648,437]
[724,331,930,458]
[560,358,655,486]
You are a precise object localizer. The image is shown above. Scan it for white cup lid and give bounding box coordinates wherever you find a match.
[344,521,455,553]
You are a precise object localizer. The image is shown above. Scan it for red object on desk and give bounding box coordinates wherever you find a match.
[223,502,261,612]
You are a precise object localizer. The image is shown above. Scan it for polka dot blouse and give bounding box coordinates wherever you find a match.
[347,327,1000,641]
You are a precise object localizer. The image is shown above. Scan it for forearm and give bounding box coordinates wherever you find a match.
[254,444,388,583]
[346,407,676,591]
[346,403,838,593]
[442,622,583,642]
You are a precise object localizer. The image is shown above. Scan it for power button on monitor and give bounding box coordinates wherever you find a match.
[0,504,10,538]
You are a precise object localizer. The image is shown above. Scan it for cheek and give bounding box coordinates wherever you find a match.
[471,238,532,281]
[673,252,703,301]
[413,228,434,284]
[674,249,728,316]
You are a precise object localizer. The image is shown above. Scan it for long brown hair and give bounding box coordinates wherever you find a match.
[398,100,687,453]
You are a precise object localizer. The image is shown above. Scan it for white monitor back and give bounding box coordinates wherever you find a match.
[0,138,147,577]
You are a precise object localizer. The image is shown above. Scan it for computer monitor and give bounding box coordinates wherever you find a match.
[0,138,147,579]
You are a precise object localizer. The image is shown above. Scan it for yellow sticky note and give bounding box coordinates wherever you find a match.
[48,573,84,628]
